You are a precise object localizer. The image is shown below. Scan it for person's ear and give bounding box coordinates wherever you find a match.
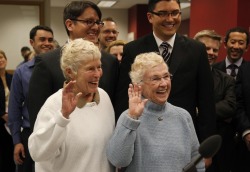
[65,19,74,33]
[147,12,153,24]
[30,39,34,48]
[65,67,75,80]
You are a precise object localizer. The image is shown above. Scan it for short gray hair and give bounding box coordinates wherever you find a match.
[60,38,101,81]
[129,52,167,83]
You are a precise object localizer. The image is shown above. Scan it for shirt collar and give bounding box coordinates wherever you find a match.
[225,57,243,67]
[153,32,176,50]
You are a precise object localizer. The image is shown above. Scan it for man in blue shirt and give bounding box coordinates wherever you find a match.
[8,25,54,172]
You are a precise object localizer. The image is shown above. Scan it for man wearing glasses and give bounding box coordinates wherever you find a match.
[115,0,216,168]
[28,1,119,131]
[98,17,119,50]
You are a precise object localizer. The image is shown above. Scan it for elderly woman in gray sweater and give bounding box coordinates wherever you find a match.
[107,52,205,172]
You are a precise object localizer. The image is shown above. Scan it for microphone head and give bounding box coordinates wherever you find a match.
[199,135,222,158]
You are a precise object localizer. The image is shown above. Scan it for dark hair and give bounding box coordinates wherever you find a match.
[224,27,249,45]
[21,46,30,52]
[63,1,102,36]
[29,25,54,40]
[0,49,7,59]
[101,17,116,23]
[148,0,181,12]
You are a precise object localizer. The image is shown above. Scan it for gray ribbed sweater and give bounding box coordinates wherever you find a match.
[107,101,205,172]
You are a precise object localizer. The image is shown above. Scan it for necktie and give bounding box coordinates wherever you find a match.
[227,64,238,78]
[161,42,171,62]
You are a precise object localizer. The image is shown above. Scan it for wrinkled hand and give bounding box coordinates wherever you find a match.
[244,133,250,151]
[128,83,148,119]
[61,80,82,119]
[14,143,25,165]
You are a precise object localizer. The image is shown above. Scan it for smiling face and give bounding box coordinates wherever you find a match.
[141,63,171,105]
[225,32,249,63]
[30,29,54,55]
[99,20,118,49]
[66,7,101,43]
[198,36,220,65]
[72,59,102,96]
[147,0,181,41]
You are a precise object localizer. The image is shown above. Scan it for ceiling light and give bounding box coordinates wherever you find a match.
[97,1,117,8]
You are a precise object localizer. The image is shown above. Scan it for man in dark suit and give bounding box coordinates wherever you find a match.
[194,30,236,172]
[213,27,249,78]
[28,1,119,130]
[232,62,250,172]
[115,0,216,155]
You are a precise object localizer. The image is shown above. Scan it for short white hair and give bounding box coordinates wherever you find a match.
[129,52,168,83]
[60,38,101,80]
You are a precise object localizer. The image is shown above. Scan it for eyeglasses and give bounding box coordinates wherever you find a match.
[142,73,173,84]
[70,19,104,27]
[150,10,181,18]
[102,30,119,35]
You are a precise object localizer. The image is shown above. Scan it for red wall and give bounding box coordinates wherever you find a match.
[128,4,151,40]
[190,0,250,62]
[128,1,250,61]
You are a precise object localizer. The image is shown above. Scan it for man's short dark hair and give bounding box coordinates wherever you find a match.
[63,1,102,36]
[21,46,30,52]
[29,25,54,40]
[224,27,249,45]
[148,0,181,12]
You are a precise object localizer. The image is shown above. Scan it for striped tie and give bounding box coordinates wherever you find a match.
[161,42,171,62]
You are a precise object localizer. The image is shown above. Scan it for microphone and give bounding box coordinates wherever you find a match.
[183,135,222,172]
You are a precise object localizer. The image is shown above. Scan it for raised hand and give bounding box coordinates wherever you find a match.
[61,80,82,119]
[128,83,148,119]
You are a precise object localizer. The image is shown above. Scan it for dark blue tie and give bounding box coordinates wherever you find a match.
[161,42,171,62]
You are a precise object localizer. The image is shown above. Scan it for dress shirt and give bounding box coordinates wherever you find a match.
[225,57,243,76]
[8,58,35,144]
[153,32,175,55]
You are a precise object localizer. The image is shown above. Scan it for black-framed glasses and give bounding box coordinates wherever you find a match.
[150,10,181,18]
[70,19,104,27]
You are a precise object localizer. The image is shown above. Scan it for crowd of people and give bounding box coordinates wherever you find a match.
[1,0,250,172]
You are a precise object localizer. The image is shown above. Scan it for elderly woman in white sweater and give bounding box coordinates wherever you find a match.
[28,39,115,172]
[106,52,205,172]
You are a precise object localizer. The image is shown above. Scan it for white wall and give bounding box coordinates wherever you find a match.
[1,5,128,70]
[0,5,39,70]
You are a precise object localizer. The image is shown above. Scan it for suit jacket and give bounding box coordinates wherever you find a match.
[235,62,250,134]
[213,59,246,74]
[115,33,216,142]
[212,68,236,121]
[28,48,119,130]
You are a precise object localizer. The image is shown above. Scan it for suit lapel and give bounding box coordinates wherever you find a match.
[169,34,185,76]
[144,33,160,53]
